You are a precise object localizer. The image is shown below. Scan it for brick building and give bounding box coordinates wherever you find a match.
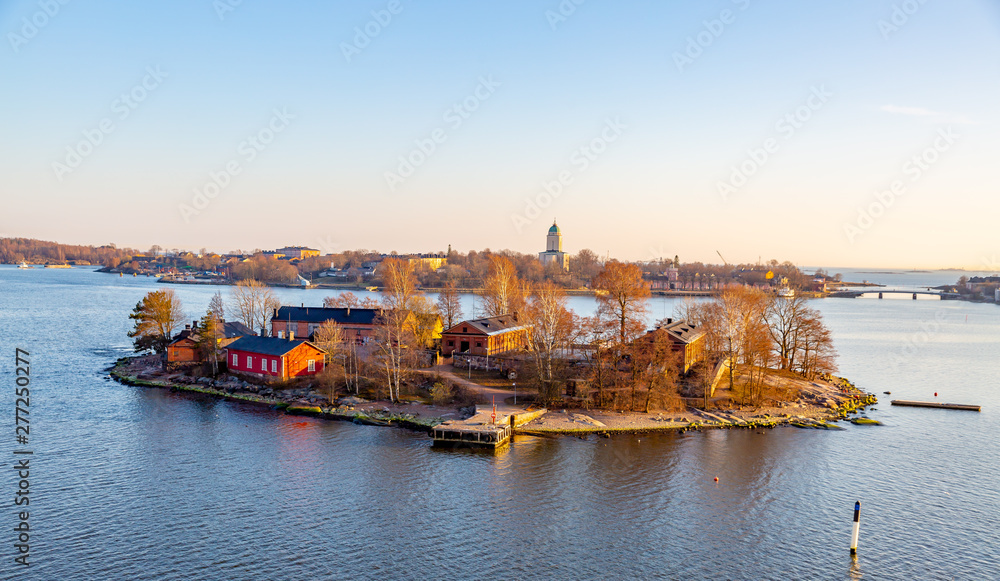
[440,315,530,357]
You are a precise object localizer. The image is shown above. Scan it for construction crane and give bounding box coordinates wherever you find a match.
[716,250,729,267]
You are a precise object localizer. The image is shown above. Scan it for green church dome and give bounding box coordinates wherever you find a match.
[548,221,560,234]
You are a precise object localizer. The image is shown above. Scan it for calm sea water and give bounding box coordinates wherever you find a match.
[1,267,997,580]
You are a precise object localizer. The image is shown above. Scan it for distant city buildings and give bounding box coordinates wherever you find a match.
[379,253,448,270]
[538,220,569,270]
[263,246,320,260]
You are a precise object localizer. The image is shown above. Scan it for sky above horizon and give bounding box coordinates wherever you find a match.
[2,0,999,271]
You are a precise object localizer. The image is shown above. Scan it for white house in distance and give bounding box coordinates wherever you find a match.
[538,220,569,269]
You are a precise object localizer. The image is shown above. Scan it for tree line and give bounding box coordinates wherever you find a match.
[0,237,136,265]
[127,256,837,411]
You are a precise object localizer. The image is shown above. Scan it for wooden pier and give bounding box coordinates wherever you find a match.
[891,400,981,412]
[431,404,547,449]
[431,423,512,448]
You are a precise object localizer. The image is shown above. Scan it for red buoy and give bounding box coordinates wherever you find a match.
[934,392,938,397]
[714,477,719,482]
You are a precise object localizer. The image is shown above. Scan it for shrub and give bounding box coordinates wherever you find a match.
[431,382,452,406]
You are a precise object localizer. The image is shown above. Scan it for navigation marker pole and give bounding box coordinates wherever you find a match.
[850,501,861,555]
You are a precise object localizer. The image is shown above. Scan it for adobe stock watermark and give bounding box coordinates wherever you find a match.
[7,0,72,54]
[545,0,587,31]
[384,75,501,193]
[511,117,625,233]
[717,84,832,201]
[672,0,751,72]
[878,0,931,40]
[213,0,245,21]
[982,255,1000,274]
[314,236,340,256]
[888,309,950,368]
[843,126,958,243]
[340,0,404,62]
[51,66,168,181]
[179,108,295,223]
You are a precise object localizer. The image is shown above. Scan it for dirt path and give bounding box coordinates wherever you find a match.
[415,364,519,403]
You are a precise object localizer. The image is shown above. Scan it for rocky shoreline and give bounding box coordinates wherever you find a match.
[109,356,880,441]
[108,356,450,432]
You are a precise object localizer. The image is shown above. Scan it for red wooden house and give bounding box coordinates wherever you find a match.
[166,322,201,364]
[226,336,326,380]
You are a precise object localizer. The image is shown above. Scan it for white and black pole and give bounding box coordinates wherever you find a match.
[850,501,861,555]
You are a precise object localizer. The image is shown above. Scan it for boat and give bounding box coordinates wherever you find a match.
[777,287,795,298]
[18,261,32,269]
[366,286,378,292]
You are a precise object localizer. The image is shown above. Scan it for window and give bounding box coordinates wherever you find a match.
[261,358,267,371]
[463,327,467,333]
[447,340,454,346]
[232,353,237,366]
[246,355,252,368]
[272,360,277,373]
[476,342,482,348]
[307,359,315,372]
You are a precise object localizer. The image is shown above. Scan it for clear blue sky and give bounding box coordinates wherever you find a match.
[2,0,998,270]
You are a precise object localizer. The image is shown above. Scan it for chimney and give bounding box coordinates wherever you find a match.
[273,308,277,319]
[185,324,191,330]
[346,306,350,316]
[193,320,198,329]
[289,331,295,341]
[666,318,673,325]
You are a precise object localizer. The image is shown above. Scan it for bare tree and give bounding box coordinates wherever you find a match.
[795,312,838,379]
[324,291,380,309]
[631,331,682,413]
[592,260,650,345]
[376,258,419,402]
[208,291,225,320]
[524,282,578,403]
[436,281,464,329]
[481,255,525,318]
[581,315,617,409]
[313,320,347,401]
[128,289,186,353]
[229,279,280,336]
[700,287,768,399]
[765,295,808,370]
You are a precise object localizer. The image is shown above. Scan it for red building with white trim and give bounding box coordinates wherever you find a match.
[226,336,326,380]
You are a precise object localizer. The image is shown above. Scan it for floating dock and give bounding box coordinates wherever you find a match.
[890,400,981,412]
[431,404,546,448]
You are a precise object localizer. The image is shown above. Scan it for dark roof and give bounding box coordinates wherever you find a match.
[174,327,198,341]
[169,328,197,344]
[652,319,704,345]
[444,315,528,336]
[274,306,383,326]
[222,321,254,338]
[226,336,325,356]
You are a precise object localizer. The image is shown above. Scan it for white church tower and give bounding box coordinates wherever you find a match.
[538,220,569,269]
